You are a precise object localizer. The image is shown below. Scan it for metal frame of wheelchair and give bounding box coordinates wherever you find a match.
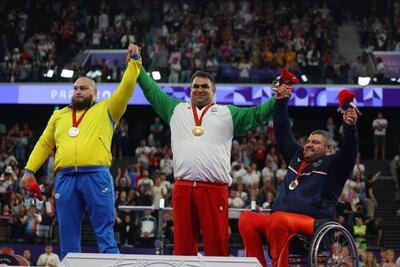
[282,221,359,267]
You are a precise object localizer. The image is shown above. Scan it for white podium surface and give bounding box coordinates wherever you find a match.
[60,253,262,267]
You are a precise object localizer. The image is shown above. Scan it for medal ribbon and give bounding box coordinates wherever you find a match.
[192,103,214,127]
[72,108,89,127]
[293,160,312,184]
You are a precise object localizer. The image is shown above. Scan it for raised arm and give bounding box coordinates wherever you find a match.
[107,48,142,123]
[228,98,275,135]
[273,98,302,164]
[331,108,359,182]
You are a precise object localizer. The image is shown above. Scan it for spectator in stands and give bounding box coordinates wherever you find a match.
[135,139,151,169]
[138,210,157,247]
[382,249,398,267]
[20,45,141,259]
[148,117,164,146]
[131,42,276,257]
[363,251,379,267]
[118,213,138,247]
[353,216,367,252]
[367,217,384,247]
[152,177,167,208]
[390,146,400,201]
[365,172,380,219]
[379,248,388,266]
[22,205,41,243]
[36,243,60,267]
[22,249,34,266]
[372,112,388,160]
[0,204,14,242]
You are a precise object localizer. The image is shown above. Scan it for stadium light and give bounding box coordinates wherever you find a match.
[61,69,74,78]
[152,71,161,81]
[300,74,308,83]
[390,77,397,82]
[86,70,102,79]
[44,69,54,78]
[357,77,371,86]
[397,78,400,83]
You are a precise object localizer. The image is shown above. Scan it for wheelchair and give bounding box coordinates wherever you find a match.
[285,220,359,267]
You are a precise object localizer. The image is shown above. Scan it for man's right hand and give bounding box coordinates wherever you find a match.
[20,173,43,200]
[20,173,36,189]
[275,83,292,100]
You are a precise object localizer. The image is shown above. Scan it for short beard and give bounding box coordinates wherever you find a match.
[71,96,94,110]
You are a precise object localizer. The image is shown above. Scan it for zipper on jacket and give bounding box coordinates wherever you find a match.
[99,137,111,154]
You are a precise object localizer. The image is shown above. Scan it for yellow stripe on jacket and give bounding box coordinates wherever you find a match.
[25,59,141,172]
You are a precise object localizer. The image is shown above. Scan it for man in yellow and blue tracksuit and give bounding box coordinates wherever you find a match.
[20,45,142,259]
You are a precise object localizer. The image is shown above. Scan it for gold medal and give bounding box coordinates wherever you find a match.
[288,180,299,190]
[191,103,213,137]
[192,126,204,136]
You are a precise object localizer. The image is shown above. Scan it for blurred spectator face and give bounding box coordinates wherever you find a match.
[120,178,127,187]
[2,204,10,214]
[386,249,395,262]
[28,206,36,214]
[45,245,53,254]
[190,76,215,107]
[303,134,332,161]
[23,250,31,260]
[72,77,97,110]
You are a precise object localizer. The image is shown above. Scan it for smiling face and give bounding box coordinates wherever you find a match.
[303,133,332,161]
[190,76,215,107]
[72,77,97,110]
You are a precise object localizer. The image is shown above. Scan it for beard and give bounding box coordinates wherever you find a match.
[71,96,94,110]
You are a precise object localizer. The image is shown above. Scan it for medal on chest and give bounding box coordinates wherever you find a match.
[191,103,213,137]
[68,127,80,137]
[69,108,88,138]
[288,179,299,190]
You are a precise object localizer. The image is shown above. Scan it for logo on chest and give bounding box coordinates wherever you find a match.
[313,159,322,167]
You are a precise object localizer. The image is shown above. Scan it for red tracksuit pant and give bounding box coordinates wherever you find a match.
[239,211,315,267]
[172,180,229,256]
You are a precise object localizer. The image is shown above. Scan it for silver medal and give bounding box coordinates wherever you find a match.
[68,127,79,137]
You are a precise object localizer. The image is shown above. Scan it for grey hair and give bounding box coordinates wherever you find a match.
[309,130,334,147]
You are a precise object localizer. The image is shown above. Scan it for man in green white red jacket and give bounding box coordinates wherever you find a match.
[127,43,284,256]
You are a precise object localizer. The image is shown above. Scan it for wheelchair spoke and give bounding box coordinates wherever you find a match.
[309,223,358,267]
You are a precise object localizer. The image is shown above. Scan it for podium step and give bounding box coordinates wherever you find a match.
[61,252,262,267]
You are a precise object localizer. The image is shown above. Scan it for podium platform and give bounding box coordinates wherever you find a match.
[61,253,262,267]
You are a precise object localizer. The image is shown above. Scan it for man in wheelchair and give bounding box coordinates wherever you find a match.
[239,84,359,267]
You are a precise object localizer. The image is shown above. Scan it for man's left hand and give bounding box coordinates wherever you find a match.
[275,83,292,100]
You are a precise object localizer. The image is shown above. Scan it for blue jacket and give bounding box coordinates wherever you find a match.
[271,99,358,218]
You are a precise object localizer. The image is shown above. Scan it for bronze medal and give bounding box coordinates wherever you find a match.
[288,180,299,190]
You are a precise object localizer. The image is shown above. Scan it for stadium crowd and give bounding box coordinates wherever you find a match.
[0,112,399,265]
[1,0,397,85]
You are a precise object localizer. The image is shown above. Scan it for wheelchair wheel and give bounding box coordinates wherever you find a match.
[308,221,358,267]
